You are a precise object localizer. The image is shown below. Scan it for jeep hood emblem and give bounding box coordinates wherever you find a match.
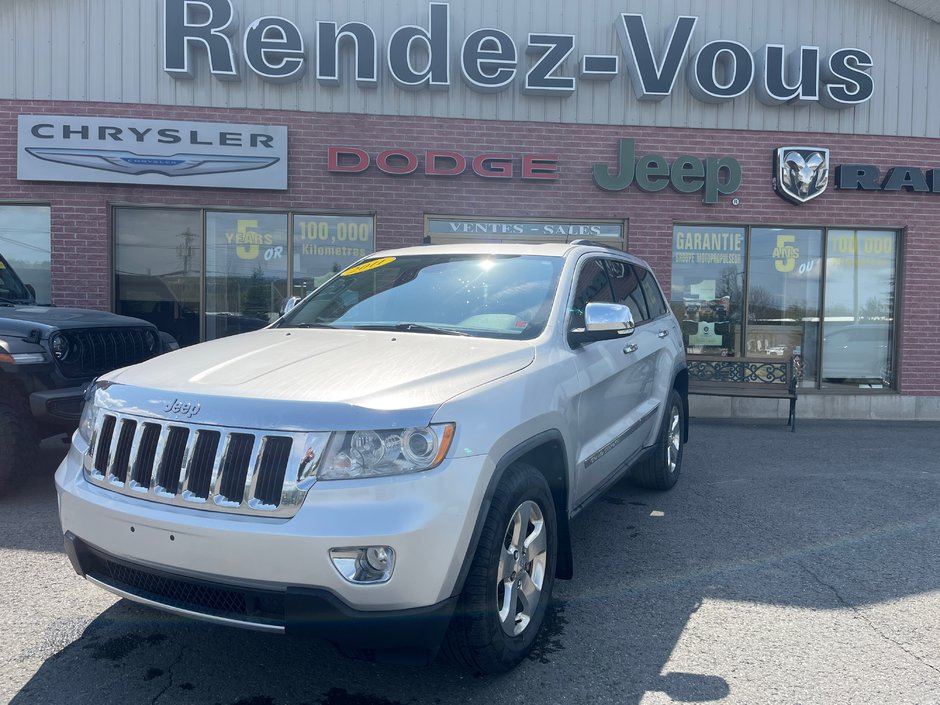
[774,147,830,204]
[162,398,201,418]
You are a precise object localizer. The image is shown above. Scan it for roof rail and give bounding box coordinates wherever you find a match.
[569,239,623,251]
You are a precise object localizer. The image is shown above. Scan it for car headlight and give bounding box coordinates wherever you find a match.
[77,381,99,443]
[51,333,71,361]
[317,423,455,480]
[144,329,158,352]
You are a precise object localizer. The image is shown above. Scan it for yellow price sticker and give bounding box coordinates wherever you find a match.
[341,257,396,276]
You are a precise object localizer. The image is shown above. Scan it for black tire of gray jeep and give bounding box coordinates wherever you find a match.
[443,462,557,674]
[631,388,684,491]
[0,403,26,496]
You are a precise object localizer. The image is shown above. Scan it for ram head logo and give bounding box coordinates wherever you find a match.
[774,147,830,204]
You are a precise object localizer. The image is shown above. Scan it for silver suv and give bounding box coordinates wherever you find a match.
[56,242,688,673]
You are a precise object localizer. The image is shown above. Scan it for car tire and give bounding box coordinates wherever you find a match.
[632,388,684,491]
[0,403,25,496]
[443,462,557,674]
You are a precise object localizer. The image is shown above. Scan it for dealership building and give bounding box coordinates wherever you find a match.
[2,0,939,420]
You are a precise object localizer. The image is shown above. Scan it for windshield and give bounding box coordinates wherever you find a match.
[0,255,33,304]
[278,254,563,340]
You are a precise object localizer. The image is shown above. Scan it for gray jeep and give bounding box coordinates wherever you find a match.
[0,253,171,494]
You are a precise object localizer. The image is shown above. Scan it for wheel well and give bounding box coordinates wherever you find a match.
[512,440,573,580]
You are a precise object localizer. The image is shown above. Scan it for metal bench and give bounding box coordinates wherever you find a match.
[688,355,802,432]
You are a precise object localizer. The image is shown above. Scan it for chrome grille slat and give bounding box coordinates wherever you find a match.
[94,415,117,478]
[218,433,256,505]
[85,412,321,518]
[245,436,269,506]
[147,425,173,491]
[175,429,200,499]
[253,437,294,508]
[155,427,189,497]
[108,419,137,485]
[183,430,222,502]
[124,423,147,490]
[129,423,162,491]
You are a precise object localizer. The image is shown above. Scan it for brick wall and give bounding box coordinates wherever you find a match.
[1,100,938,394]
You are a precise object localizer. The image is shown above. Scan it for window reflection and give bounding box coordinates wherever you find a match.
[292,215,374,297]
[673,224,899,391]
[205,212,288,341]
[747,228,822,387]
[115,208,202,347]
[0,206,51,304]
[822,230,896,388]
[671,226,745,356]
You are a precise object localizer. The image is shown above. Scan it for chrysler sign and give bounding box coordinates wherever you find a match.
[17,116,288,190]
[163,0,874,109]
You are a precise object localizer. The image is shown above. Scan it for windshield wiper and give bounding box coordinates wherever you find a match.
[0,297,19,306]
[353,323,471,337]
[285,322,336,329]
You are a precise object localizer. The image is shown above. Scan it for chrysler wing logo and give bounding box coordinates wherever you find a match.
[774,147,829,204]
[25,147,279,177]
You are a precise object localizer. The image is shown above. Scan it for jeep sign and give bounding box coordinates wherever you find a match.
[593,139,742,204]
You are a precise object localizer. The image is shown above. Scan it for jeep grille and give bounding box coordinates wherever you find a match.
[84,412,325,517]
[58,328,156,378]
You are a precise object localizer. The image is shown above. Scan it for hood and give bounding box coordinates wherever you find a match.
[0,306,155,335]
[105,328,535,413]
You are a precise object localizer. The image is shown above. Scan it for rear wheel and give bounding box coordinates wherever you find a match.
[443,462,557,674]
[632,389,684,491]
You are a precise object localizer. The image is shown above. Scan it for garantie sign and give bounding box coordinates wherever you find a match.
[164,0,873,109]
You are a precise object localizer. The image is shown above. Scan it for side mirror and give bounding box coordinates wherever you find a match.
[280,296,302,316]
[25,283,37,303]
[569,302,636,347]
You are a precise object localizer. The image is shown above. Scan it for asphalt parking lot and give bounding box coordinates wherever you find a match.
[1,418,939,705]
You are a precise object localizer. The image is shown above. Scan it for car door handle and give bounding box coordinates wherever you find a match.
[657,329,670,338]
[623,344,638,355]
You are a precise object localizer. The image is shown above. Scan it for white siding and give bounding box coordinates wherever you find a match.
[1,0,938,137]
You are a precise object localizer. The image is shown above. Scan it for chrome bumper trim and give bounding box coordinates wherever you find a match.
[85,574,286,634]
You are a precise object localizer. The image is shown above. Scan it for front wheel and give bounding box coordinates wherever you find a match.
[632,389,684,491]
[443,462,557,674]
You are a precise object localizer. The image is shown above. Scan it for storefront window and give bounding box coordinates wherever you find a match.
[115,208,203,347]
[0,205,51,304]
[293,214,374,297]
[673,224,899,391]
[671,225,745,356]
[205,212,289,341]
[822,230,897,389]
[747,228,822,386]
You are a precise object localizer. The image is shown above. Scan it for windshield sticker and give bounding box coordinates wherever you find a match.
[341,257,396,277]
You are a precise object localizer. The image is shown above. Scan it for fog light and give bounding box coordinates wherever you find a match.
[330,546,396,584]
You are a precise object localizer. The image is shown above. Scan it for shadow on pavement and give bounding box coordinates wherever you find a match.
[8,419,940,704]
[0,437,69,553]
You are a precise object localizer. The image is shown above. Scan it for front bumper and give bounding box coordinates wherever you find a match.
[64,533,457,652]
[30,385,86,424]
[55,441,491,645]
